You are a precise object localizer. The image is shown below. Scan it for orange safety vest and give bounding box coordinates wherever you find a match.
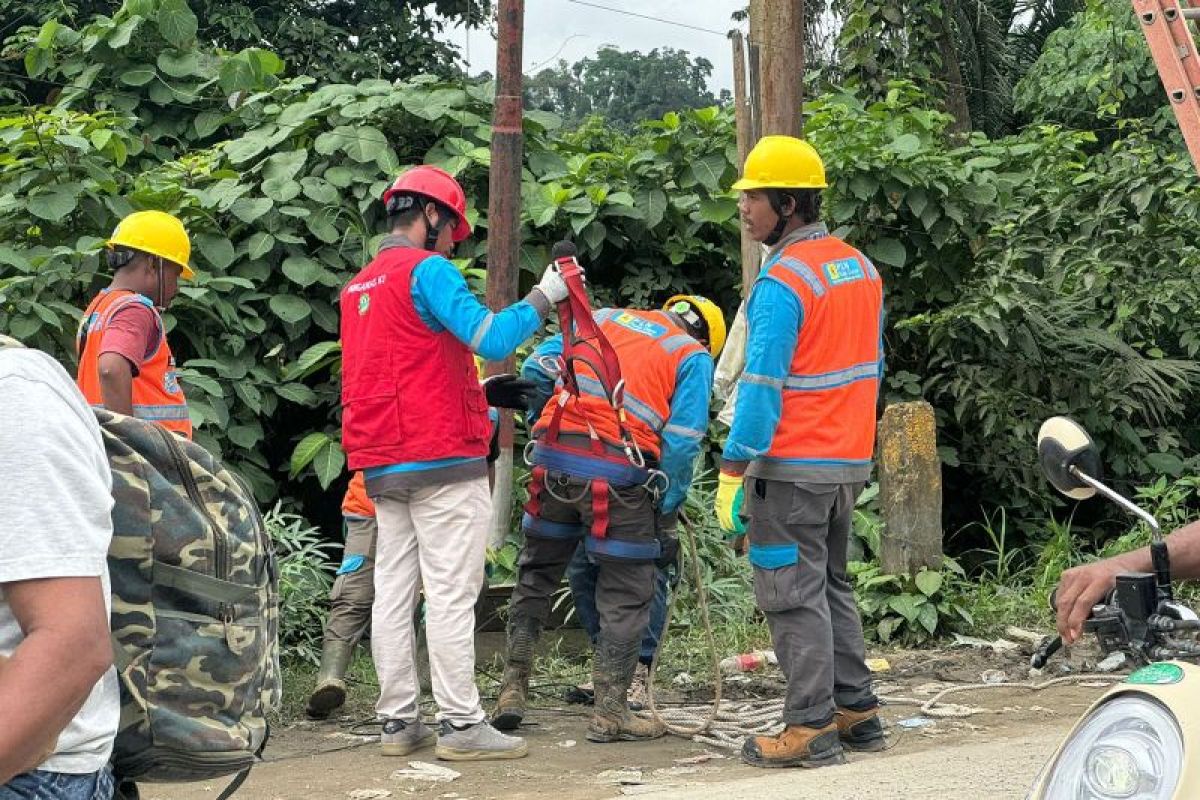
[341,471,375,518]
[76,288,192,439]
[761,234,883,475]
[533,308,706,461]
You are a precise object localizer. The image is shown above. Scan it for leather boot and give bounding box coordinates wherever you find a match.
[741,722,846,768]
[491,614,542,731]
[586,636,665,743]
[835,705,886,752]
[305,639,355,719]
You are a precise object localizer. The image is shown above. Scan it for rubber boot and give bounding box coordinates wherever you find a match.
[586,636,666,743]
[491,615,542,731]
[305,639,355,719]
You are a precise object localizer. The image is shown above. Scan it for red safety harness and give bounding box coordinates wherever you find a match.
[525,246,654,539]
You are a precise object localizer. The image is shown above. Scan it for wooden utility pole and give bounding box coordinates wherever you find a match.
[731,31,759,295]
[485,0,525,549]
[749,0,803,136]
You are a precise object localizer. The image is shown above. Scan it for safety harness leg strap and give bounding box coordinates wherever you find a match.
[590,479,610,539]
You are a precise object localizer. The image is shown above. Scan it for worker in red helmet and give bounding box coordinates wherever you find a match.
[339,165,567,761]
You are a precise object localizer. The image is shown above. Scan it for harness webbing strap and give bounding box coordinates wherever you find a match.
[590,478,610,539]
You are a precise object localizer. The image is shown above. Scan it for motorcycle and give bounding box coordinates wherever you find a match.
[1026,416,1200,800]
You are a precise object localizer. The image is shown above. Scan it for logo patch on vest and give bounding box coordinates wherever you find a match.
[164,370,180,395]
[358,293,371,315]
[612,312,667,339]
[823,258,865,285]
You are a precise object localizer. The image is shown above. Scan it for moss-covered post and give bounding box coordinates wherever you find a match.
[878,401,943,574]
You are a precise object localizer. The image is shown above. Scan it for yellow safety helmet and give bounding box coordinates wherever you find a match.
[732,135,828,191]
[665,295,727,358]
[107,210,194,280]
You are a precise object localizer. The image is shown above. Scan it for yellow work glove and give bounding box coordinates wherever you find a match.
[715,470,746,537]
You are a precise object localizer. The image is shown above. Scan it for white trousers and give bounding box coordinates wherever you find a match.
[371,477,490,724]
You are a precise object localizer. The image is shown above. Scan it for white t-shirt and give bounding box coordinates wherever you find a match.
[0,344,120,774]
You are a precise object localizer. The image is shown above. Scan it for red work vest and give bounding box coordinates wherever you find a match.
[341,471,375,518]
[763,234,883,468]
[533,308,705,461]
[339,246,490,470]
[76,288,192,439]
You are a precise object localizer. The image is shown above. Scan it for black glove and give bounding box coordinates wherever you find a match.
[483,374,538,410]
[654,511,681,584]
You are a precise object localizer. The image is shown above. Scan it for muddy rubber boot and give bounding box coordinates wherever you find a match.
[835,705,886,752]
[586,636,666,743]
[305,639,355,719]
[491,615,542,731]
[741,722,846,768]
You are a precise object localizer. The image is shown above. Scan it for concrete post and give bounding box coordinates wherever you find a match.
[878,401,944,574]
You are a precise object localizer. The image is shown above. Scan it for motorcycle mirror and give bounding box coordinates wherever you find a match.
[1037,416,1103,500]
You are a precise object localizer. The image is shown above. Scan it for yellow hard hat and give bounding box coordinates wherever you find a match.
[732,135,828,191]
[665,295,727,358]
[107,210,194,280]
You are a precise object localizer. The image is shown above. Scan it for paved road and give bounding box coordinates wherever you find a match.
[629,727,1066,800]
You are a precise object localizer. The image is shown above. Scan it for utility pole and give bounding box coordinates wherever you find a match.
[749,0,803,136]
[485,0,525,550]
[730,31,759,294]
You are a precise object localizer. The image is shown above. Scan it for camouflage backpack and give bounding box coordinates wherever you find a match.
[97,410,281,796]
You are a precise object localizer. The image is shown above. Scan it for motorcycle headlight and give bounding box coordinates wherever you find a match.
[1039,695,1182,800]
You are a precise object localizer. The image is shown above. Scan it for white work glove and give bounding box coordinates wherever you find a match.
[533,261,570,305]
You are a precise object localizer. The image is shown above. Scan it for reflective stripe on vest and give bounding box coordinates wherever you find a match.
[533,308,705,460]
[761,236,883,466]
[76,289,192,439]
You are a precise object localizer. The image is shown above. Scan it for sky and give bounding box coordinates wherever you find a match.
[445,0,742,93]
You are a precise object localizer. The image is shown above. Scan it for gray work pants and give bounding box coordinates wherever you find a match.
[744,478,878,727]
[324,515,377,644]
[510,472,658,644]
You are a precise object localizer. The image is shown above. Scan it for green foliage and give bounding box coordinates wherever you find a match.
[1015,0,1164,130]
[525,47,725,130]
[264,503,335,664]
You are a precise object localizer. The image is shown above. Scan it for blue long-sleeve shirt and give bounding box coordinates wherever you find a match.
[365,249,548,492]
[721,276,799,465]
[521,317,714,513]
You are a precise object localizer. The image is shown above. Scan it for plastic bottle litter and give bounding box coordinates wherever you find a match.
[719,650,777,674]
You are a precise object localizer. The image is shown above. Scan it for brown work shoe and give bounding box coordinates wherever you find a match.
[741,723,846,768]
[835,705,886,752]
[491,664,529,731]
[585,636,665,743]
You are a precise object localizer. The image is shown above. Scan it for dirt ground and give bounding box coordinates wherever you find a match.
[158,636,1119,800]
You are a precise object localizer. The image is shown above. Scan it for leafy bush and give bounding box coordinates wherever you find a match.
[264,503,335,664]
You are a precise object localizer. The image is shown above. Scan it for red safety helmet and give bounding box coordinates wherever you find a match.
[381,165,472,243]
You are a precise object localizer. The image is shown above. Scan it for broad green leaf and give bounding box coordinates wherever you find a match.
[306,213,340,244]
[876,616,902,642]
[888,593,921,622]
[889,133,921,155]
[263,149,308,181]
[262,176,301,203]
[230,197,273,223]
[89,129,113,151]
[107,17,141,48]
[228,423,263,449]
[120,67,156,86]
[285,340,341,380]
[312,439,346,489]
[269,294,311,324]
[689,153,728,194]
[323,166,356,187]
[300,177,339,204]
[246,232,275,260]
[282,256,323,287]
[219,55,256,94]
[341,126,388,163]
[914,570,943,597]
[157,49,199,78]
[277,382,318,405]
[290,431,330,474]
[916,602,939,635]
[195,233,236,271]
[1146,452,1186,476]
[180,371,223,397]
[639,188,668,229]
[224,134,269,164]
[27,187,78,221]
[867,237,906,268]
[24,48,49,77]
[36,20,60,49]
[156,0,198,48]
[194,111,224,138]
[698,197,737,224]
